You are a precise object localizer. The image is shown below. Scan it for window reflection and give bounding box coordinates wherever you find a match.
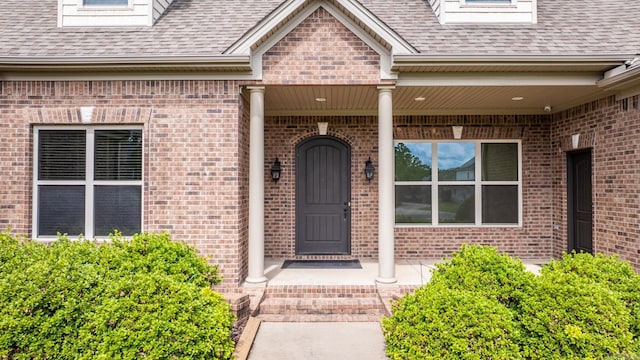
[437,142,475,181]
[395,185,432,224]
[394,142,432,181]
[438,185,475,224]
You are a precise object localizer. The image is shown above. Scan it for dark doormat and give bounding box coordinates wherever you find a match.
[281,259,362,269]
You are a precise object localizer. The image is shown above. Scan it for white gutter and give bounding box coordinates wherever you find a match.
[0,55,252,71]
[392,54,633,69]
[597,61,640,91]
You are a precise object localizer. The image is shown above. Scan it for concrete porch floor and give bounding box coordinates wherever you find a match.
[237,258,550,323]
[260,257,549,286]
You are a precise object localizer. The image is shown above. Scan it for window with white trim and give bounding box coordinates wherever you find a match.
[83,0,129,6]
[394,140,521,226]
[34,127,143,238]
[463,0,515,4]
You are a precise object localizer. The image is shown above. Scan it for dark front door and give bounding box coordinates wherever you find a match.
[296,137,351,255]
[568,150,593,253]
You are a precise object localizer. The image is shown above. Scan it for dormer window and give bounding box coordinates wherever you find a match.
[428,0,535,24]
[83,0,129,5]
[462,0,515,5]
[58,0,174,27]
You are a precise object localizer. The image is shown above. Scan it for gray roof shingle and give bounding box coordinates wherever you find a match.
[1,0,638,58]
[359,0,640,55]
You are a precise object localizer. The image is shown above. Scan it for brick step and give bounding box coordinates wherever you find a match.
[258,297,385,316]
[256,313,384,322]
[264,285,379,299]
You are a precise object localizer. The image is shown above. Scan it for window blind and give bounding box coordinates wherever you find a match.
[94,130,142,181]
[38,130,86,180]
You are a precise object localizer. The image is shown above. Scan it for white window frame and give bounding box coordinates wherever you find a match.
[460,0,517,7]
[394,139,522,228]
[33,125,144,240]
[78,0,133,10]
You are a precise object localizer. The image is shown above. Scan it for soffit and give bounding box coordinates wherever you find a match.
[261,84,610,116]
[391,55,630,74]
[394,64,617,73]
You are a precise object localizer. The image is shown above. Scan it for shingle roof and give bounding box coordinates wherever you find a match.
[358,0,640,55]
[0,0,282,57]
[1,0,639,58]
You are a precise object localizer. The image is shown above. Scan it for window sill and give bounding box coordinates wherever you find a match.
[394,224,522,228]
[34,235,133,243]
[77,5,134,11]
[460,0,517,8]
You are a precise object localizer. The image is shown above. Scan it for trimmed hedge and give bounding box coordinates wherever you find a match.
[383,245,640,359]
[383,283,523,360]
[541,252,640,340]
[0,232,235,359]
[430,244,534,310]
[519,272,635,359]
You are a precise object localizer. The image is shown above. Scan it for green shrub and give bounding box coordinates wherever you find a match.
[382,283,522,360]
[519,269,635,359]
[430,244,534,309]
[383,245,640,359]
[542,253,640,338]
[0,232,234,359]
[103,232,223,288]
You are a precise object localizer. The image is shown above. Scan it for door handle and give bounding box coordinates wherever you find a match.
[343,202,350,220]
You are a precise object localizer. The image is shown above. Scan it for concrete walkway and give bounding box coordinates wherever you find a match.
[247,322,388,360]
[243,259,547,359]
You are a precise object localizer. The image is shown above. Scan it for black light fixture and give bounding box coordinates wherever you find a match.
[271,158,282,182]
[364,157,375,182]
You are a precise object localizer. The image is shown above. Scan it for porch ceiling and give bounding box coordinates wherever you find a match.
[262,83,610,116]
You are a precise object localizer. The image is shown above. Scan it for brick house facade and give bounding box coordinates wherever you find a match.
[1,0,639,290]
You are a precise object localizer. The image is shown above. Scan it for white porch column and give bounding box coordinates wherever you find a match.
[246,86,267,284]
[377,86,397,284]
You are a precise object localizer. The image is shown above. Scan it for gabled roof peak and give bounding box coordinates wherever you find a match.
[224,0,416,56]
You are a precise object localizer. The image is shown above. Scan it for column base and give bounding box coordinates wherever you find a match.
[375,276,397,285]
[244,276,268,285]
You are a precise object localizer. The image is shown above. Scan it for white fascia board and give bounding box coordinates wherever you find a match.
[224,0,307,55]
[0,55,251,66]
[248,0,399,80]
[0,72,256,81]
[597,64,640,91]
[335,0,416,55]
[0,55,253,80]
[393,54,631,69]
[320,2,396,80]
[227,0,415,56]
[229,0,416,80]
[57,0,64,27]
[398,72,602,87]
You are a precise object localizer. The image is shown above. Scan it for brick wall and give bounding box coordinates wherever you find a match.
[261,7,381,85]
[551,95,640,270]
[0,80,246,291]
[264,114,555,260]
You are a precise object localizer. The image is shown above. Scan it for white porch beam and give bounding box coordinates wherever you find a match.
[376,85,397,284]
[397,72,603,87]
[246,86,268,284]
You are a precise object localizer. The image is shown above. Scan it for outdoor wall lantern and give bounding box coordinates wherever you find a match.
[271,158,282,182]
[364,157,375,182]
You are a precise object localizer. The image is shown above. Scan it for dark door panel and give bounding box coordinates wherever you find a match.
[296,137,350,255]
[568,150,593,253]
